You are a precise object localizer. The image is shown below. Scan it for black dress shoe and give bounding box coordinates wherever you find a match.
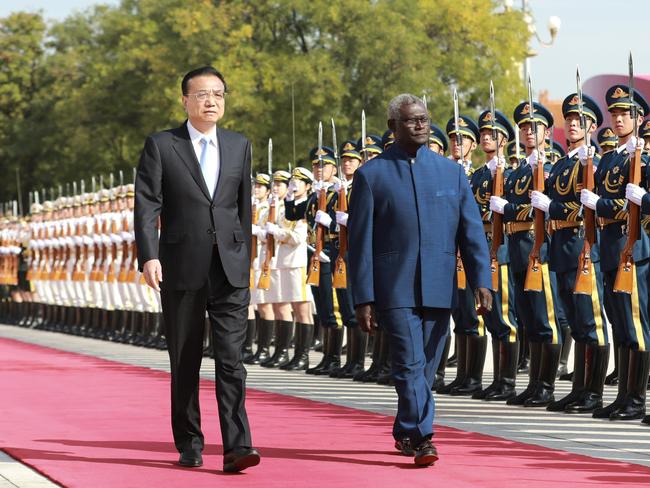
[223,447,261,473]
[394,438,414,456]
[178,449,203,467]
[413,438,438,467]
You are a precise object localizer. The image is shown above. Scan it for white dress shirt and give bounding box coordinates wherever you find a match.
[187,120,220,196]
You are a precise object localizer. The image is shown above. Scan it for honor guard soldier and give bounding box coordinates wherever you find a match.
[285,146,342,376]
[597,127,618,156]
[330,140,365,379]
[532,92,610,413]
[428,124,448,156]
[490,100,562,407]
[382,130,395,151]
[281,167,317,371]
[359,134,383,162]
[506,140,525,175]
[473,109,521,401]
[247,173,274,365]
[581,84,650,421]
[641,118,650,151]
[438,114,481,395]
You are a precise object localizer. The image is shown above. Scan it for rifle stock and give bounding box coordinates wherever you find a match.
[613,146,642,293]
[306,189,326,286]
[490,165,504,291]
[524,163,545,291]
[574,152,595,294]
[257,198,275,290]
[333,186,347,289]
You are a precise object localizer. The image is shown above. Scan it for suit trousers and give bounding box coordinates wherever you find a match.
[377,307,450,445]
[161,245,252,454]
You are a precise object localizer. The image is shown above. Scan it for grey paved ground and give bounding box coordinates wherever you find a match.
[2,323,650,485]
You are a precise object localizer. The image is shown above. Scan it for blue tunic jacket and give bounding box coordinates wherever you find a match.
[347,143,491,311]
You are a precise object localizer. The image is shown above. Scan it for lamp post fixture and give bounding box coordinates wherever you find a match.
[520,0,561,82]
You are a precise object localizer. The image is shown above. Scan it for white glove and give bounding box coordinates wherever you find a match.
[462,161,472,175]
[625,136,641,153]
[336,211,349,227]
[531,190,551,213]
[626,183,647,206]
[312,180,324,193]
[315,210,332,228]
[528,149,544,168]
[489,196,508,215]
[285,182,296,202]
[318,251,330,263]
[265,222,278,236]
[487,156,505,176]
[580,189,600,210]
[252,224,265,239]
[576,144,590,165]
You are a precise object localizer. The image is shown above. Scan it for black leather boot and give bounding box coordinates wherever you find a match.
[313,327,343,376]
[593,346,629,418]
[566,344,609,413]
[610,350,650,421]
[547,342,586,411]
[306,326,331,375]
[342,327,368,379]
[433,335,452,392]
[438,335,468,394]
[282,323,313,371]
[485,340,519,401]
[242,319,256,362]
[451,335,487,396]
[376,337,393,385]
[524,343,561,407]
[605,339,619,386]
[330,327,353,378]
[262,320,294,368]
[557,325,573,380]
[474,338,501,399]
[517,331,530,374]
[508,342,542,405]
[355,329,382,381]
[246,319,273,365]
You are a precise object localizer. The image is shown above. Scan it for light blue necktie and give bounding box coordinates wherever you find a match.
[199,136,217,197]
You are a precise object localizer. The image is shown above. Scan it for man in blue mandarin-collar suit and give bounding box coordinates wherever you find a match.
[348,94,492,466]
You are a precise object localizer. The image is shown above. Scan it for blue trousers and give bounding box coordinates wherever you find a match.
[308,247,338,329]
[377,307,450,445]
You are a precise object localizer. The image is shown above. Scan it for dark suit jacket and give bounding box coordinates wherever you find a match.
[347,143,491,311]
[135,122,252,290]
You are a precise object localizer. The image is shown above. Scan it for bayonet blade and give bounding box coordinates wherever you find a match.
[629,50,637,136]
[527,75,539,150]
[453,88,462,158]
[268,138,273,176]
[331,117,341,180]
[318,121,324,184]
[119,170,124,186]
[361,110,366,153]
[490,81,498,160]
[423,94,428,112]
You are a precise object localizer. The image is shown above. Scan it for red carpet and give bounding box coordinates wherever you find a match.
[1,337,650,488]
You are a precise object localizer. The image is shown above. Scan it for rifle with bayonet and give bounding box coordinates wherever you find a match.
[453,88,467,290]
[524,75,545,292]
[489,81,504,292]
[332,118,347,289]
[614,52,642,294]
[307,122,326,286]
[258,138,274,290]
[361,110,368,165]
[574,66,596,294]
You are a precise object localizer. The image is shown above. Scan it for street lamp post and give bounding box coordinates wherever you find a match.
[521,0,561,82]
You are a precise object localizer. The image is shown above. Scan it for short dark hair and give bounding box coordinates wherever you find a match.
[181,66,228,95]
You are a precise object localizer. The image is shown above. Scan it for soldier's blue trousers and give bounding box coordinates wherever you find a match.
[602,260,650,351]
[377,307,450,445]
[329,245,357,328]
[307,247,338,329]
[554,263,609,345]
[511,265,562,344]
[453,264,518,343]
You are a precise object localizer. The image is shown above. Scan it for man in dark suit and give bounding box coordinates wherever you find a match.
[348,93,492,467]
[135,66,260,473]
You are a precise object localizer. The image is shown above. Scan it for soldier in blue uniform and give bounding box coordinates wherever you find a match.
[597,127,618,156]
[330,140,365,379]
[428,124,448,156]
[490,101,562,407]
[626,118,650,425]
[285,146,343,376]
[437,115,482,396]
[581,85,650,421]
[472,109,521,401]
[531,93,610,413]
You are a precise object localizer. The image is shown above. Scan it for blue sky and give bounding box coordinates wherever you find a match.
[2,0,649,100]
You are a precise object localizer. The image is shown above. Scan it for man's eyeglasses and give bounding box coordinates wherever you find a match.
[399,116,429,128]
[186,90,226,102]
